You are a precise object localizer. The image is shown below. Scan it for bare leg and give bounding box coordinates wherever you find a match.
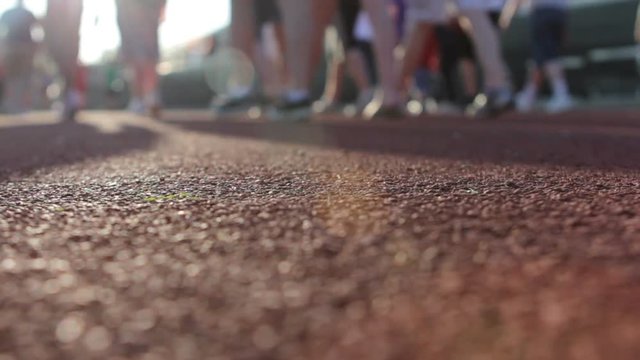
[346,48,372,92]
[459,58,479,98]
[272,23,289,95]
[320,50,345,105]
[399,22,432,93]
[459,9,510,91]
[544,60,569,97]
[231,0,257,63]
[309,0,338,76]
[278,0,337,94]
[132,62,145,103]
[516,64,542,112]
[361,0,401,109]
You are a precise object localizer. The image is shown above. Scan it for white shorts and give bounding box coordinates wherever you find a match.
[405,0,448,25]
[405,0,502,21]
[457,0,504,11]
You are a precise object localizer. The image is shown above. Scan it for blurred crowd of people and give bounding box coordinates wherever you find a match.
[0,0,639,122]
[215,0,640,121]
[0,0,165,121]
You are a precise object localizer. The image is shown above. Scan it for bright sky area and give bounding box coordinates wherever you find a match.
[0,0,230,64]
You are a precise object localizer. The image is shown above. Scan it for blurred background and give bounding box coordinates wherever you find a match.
[0,0,230,111]
[0,0,638,111]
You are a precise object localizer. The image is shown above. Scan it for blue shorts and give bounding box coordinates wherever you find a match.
[532,7,568,66]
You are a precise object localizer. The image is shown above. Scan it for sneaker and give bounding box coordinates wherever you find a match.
[355,88,375,114]
[267,96,312,122]
[312,99,343,115]
[466,89,515,118]
[212,93,263,115]
[60,90,83,122]
[144,93,163,119]
[363,102,405,121]
[127,98,145,115]
[545,94,574,114]
[515,90,537,113]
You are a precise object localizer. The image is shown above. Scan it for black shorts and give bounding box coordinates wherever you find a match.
[254,0,281,37]
[532,7,568,66]
[338,0,361,50]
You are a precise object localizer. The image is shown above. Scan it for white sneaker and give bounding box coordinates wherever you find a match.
[127,98,145,115]
[515,91,536,113]
[545,94,574,114]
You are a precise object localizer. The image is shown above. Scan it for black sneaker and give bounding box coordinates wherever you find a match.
[466,89,515,118]
[267,97,313,122]
[211,93,264,117]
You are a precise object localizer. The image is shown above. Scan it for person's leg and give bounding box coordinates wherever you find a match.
[127,61,146,113]
[459,59,478,99]
[459,9,510,91]
[270,22,289,97]
[541,8,572,112]
[454,23,479,102]
[54,37,82,120]
[277,0,336,94]
[317,26,346,108]
[317,0,356,109]
[231,0,257,62]
[397,0,448,96]
[274,0,336,116]
[458,8,513,115]
[224,0,257,99]
[142,61,159,102]
[360,0,404,117]
[516,64,543,112]
[277,0,315,100]
[346,48,373,93]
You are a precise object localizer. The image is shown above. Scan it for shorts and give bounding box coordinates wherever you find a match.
[405,0,448,25]
[117,3,163,62]
[531,6,568,66]
[457,0,503,11]
[254,0,281,37]
[338,0,361,50]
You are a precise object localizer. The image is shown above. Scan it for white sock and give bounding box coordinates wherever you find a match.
[228,85,251,99]
[550,78,569,99]
[284,89,309,103]
[144,91,160,106]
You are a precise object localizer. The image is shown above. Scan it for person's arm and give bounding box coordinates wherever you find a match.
[499,0,525,30]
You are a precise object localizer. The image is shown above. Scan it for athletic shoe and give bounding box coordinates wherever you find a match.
[127,98,146,115]
[312,99,343,115]
[515,90,537,113]
[60,90,83,122]
[267,97,312,122]
[212,93,263,114]
[466,89,515,118]
[545,94,574,114]
[144,93,162,119]
[355,88,376,114]
[364,103,405,120]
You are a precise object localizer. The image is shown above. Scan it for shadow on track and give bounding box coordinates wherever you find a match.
[165,111,640,169]
[0,119,158,179]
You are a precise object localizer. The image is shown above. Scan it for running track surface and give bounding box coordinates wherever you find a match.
[1,110,640,359]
